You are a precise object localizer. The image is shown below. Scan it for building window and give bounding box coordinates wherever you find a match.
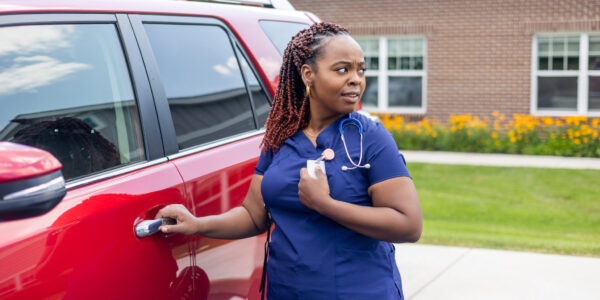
[356,36,426,113]
[532,34,600,116]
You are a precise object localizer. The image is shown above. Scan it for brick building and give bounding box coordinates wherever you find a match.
[289,0,600,121]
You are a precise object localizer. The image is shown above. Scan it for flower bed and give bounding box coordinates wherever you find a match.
[379,112,600,157]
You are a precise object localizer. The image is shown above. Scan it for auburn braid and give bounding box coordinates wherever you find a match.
[261,22,349,152]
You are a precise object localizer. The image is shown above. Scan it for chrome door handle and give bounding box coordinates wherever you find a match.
[135,218,176,238]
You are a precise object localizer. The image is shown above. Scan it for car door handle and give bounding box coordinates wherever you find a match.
[135,218,176,238]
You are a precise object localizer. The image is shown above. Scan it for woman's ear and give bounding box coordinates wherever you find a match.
[300,64,314,88]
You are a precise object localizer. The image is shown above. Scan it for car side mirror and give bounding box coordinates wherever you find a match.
[0,142,67,221]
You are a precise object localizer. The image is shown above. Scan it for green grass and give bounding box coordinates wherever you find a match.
[409,163,600,257]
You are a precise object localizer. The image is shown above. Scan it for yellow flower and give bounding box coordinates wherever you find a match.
[573,139,581,145]
[492,110,500,117]
[431,131,438,138]
[491,132,498,139]
[583,137,589,143]
[495,140,501,146]
[510,136,517,143]
[542,117,554,126]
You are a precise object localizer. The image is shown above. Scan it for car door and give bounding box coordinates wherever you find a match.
[129,14,272,299]
[0,14,195,299]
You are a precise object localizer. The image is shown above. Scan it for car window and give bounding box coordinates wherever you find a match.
[259,21,310,56]
[143,24,256,150]
[235,46,271,128]
[0,24,144,181]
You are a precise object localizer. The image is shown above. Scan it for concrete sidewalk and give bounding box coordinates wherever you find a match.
[394,243,600,300]
[393,150,600,299]
[400,150,600,169]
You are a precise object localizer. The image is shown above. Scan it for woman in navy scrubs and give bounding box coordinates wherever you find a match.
[157,22,422,299]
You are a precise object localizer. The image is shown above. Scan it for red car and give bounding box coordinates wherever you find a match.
[0,1,315,298]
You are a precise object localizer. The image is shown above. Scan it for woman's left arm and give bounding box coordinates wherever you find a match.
[298,168,422,243]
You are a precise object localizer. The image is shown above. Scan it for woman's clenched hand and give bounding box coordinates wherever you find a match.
[298,166,333,213]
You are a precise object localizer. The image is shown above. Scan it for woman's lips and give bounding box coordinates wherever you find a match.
[341,93,360,104]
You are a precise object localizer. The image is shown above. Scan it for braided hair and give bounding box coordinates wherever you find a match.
[261,22,349,152]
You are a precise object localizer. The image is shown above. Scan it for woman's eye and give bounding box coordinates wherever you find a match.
[336,67,348,73]
[359,67,367,73]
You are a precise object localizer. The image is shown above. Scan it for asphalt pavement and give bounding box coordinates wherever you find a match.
[393,150,600,300]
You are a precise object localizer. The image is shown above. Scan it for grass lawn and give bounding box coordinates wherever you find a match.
[408,163,600,257]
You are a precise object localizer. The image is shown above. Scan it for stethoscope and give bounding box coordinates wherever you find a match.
[310,115,370,175]
[338,116,371,171]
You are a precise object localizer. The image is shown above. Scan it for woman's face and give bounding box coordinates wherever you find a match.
[306,35,366,117]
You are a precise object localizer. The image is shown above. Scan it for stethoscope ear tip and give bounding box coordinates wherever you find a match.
[341,165,348,171]
[364,164,371,169]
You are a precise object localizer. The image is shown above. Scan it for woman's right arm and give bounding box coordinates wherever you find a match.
[156,174,268,239]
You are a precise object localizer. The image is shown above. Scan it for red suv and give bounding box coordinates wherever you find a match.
[0,1,315,298]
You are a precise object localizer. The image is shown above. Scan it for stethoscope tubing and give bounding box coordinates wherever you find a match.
[339,116,370,171]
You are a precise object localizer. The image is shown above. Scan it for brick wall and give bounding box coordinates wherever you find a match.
[289,0,600,121]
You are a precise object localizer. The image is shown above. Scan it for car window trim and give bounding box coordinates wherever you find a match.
[232,37,259,129]
[128,14,181,156]
[167,128,265,161]
[0,13,116,26]
[233,41,274,116]
[116,13,164,161]
[66,157,168,190]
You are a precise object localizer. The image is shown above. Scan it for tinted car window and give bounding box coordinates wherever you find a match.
[235,46,271,128]
[0,24,144,181]
[259,21,310,56]
[143,24,256,149]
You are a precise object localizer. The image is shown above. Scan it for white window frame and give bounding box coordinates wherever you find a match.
[531,33,600,117]
[358,35,427,114]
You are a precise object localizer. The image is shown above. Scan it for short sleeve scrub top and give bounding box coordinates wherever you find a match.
[255,112,411,299]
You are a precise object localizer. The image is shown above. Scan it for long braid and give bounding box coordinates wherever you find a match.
[261,22,348,152]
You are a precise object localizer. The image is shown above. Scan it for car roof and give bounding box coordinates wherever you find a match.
[0,0,312,22]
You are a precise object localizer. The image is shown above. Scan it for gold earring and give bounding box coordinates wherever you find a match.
[306,85,310,97]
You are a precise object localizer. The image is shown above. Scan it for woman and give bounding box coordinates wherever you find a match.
[156,22,422,299]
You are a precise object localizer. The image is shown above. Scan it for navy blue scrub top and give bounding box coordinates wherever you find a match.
[255,112,411,299]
